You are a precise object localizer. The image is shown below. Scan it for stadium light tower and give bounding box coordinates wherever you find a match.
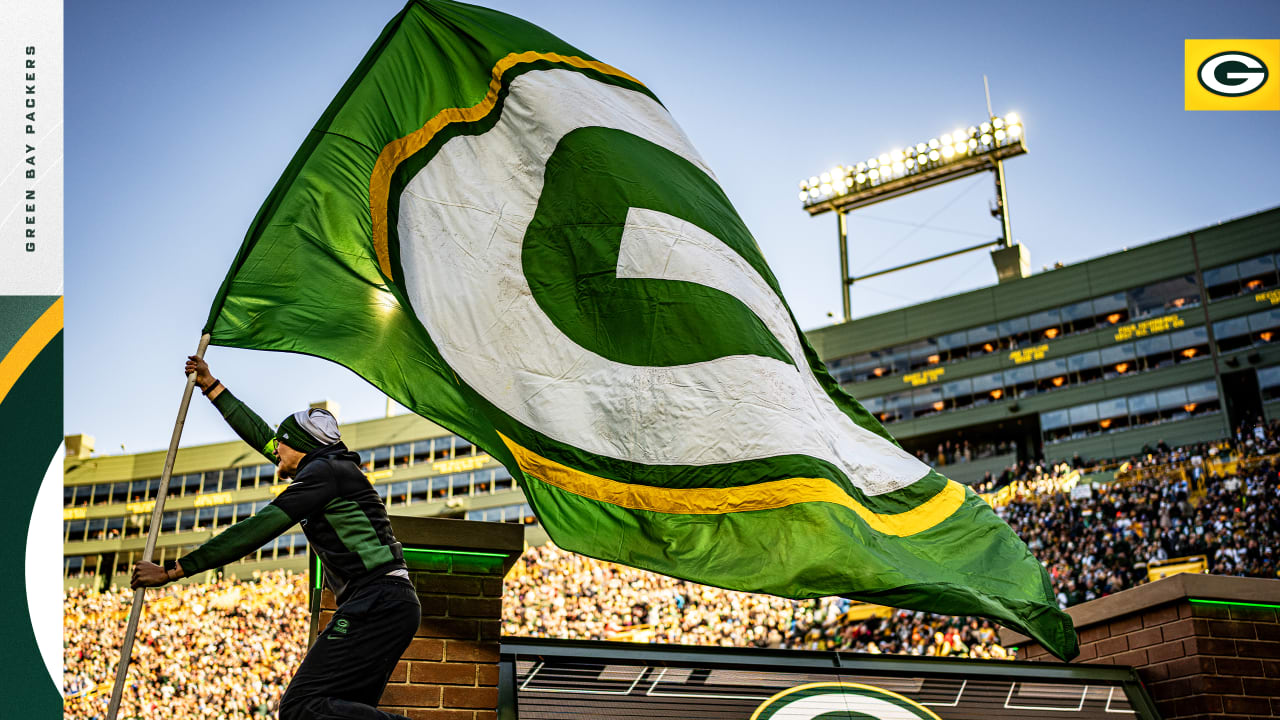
[800,112,1028,322]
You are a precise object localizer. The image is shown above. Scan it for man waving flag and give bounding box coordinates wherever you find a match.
[205,0,1077,660]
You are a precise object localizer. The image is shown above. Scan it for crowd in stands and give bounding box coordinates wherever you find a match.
[502,542,1011,657]
[63,421,1280,715]
[64,571,307,720]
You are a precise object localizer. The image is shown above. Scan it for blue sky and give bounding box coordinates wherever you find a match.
[65,0,1280,453]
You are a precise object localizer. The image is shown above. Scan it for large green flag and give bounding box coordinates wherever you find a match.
[205,0,1077,659]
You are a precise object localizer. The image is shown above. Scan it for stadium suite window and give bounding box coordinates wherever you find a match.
[1128,392,1160,427]
[1259,365,1280,401]
[1034,357,1070,393]
[122,514,147,539]
[1101,344,1136,379]
[912,385,944,417]
[1067,350,1103,384]
[412,439,433,464]
[65,519,86,542]
[1092,292,1130,328]
[1204,252,1279,300]
[1135,334,1173,371]
[1053,300,1090,336]
[1237,254,1278,294]
[1213,316,1253,353]
[1128,275,1199,319]
[393,443,413,467]
[941,377,973,410]
[389,481,409,506]
[493,466,514,492]
[905,340,941,371]
[997,316,1031,350]
[410,477,431,503]
[1096,397,1131,433]
[450,472,473,497]
[1003,365,1037,398]
[1067,403,1099,440]
[1250,308,1280,346]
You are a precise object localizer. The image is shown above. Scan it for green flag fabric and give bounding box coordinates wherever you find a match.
[205,0,1077,660]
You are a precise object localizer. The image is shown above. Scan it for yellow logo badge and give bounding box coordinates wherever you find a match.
[1185,40,1280,110]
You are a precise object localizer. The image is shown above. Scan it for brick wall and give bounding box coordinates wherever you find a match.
[316,568,505,720]
[1004,575,1280,720]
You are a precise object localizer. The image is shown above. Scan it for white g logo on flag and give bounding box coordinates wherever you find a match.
[1198,51,1269,96]
[395,68,931,498]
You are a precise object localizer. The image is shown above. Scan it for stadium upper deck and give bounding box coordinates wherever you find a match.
[808,205,1280,476]
[64,206,1280,587]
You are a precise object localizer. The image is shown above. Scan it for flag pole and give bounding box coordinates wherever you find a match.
[105,333,211,720]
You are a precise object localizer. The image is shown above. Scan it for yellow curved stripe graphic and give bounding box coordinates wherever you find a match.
[369,51,644,279]
[498,432,966,537]
[0,297,63,406]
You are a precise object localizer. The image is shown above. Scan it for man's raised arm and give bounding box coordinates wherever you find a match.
[185,355,279,465]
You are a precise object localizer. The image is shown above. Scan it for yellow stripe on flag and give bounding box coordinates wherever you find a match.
[370,51,643,279]
[498,431,965,537]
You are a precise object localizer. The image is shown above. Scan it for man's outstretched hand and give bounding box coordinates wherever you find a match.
[131,561,172,589]
[185,355,216,392]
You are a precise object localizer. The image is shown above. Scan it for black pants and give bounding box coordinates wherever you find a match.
[279,578,421,720]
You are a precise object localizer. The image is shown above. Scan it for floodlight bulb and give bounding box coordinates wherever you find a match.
[968,138,978,150]
[1008,123,1022,138]
[892,161,905,173]
[952,129,965,141]
[855,172,867,183]
[967,126,978,137]
[980,133,993,145]
[993,117,1005,129]
[820,182,832,195]
[980,122,992,133]
[928,138,940,149]
[940,133,952,144]
[867,158,878,168]
[809,187,820,198]
[868,169,880,180]
[891,150,905,162]
[916,143,927,154]
[928,149,940,161]
[809,176,819,187]
[798,191,808,201]
[953,143,966,155]
[855,162,867,172]
[799,180,807,190]
[831,167,843,178]
[1006,112,1020,124]
[820,172,831,183]
[878,153,890,165]
[994,129,1006,141]
[941,145,954,158]
[905,158,915,169]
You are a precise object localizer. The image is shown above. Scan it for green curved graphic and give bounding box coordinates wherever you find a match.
[0,295,63,717]
[524,127,791,367]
